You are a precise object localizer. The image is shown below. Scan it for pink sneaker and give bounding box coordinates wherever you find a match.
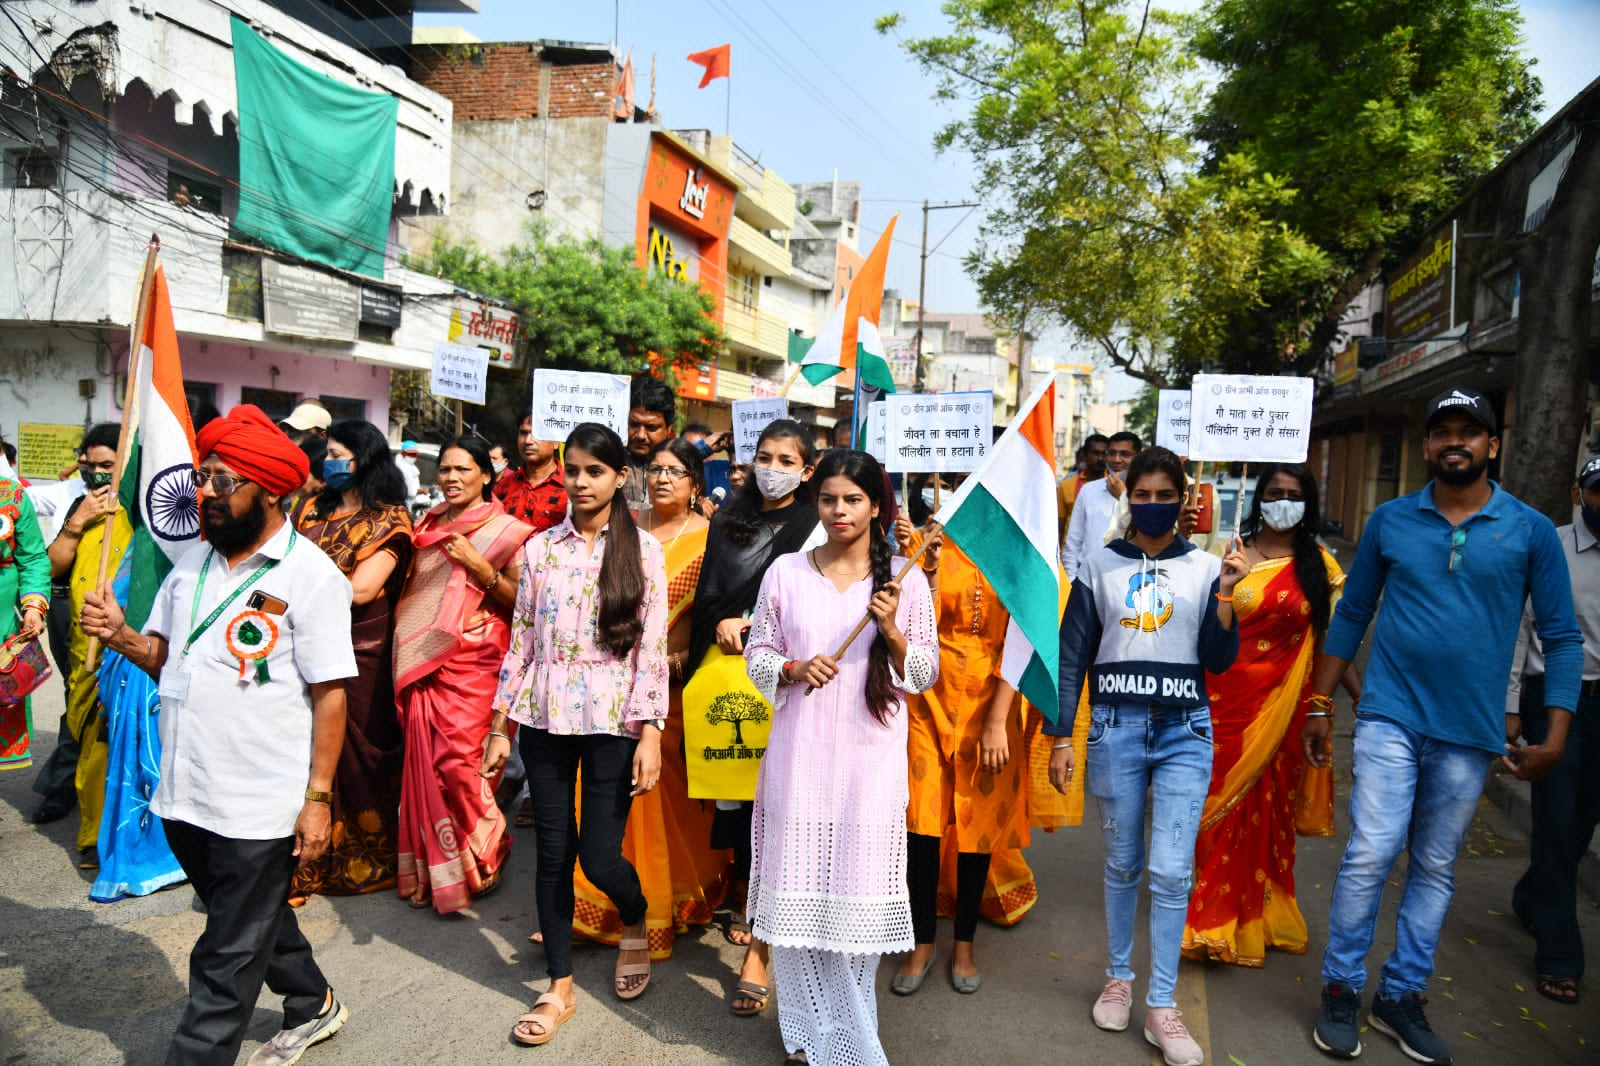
[1091,977,1133,1031]
[1144,1007,1204,1066]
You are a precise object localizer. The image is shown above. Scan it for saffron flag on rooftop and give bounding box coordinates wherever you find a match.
[931,378,1060,718]
[118,259,199,630]
[799,216,898,395]
[687,44,731,88]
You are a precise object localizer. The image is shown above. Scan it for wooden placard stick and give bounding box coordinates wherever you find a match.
[805,534,935,695]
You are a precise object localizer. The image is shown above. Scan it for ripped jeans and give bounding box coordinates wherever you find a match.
[1085,702,1214,1008]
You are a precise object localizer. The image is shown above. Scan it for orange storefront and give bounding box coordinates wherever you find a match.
[634,132,737,404]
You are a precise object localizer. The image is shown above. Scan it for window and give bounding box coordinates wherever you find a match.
[168,172,223,214]
[7,148,58,188]
[183,381,218,425]
[319,395,367,422]
[732,271,758,310]
[239,387,297,423]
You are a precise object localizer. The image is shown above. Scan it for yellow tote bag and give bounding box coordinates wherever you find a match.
[682,646,774,801]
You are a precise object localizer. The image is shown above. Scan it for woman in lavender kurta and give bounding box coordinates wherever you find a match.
[744,450,939,1066]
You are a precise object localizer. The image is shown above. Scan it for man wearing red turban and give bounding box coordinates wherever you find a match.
[81,402,357,1065]
[195,404,310,498]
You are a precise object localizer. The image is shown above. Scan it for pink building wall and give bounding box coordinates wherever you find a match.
[175,339,391,431]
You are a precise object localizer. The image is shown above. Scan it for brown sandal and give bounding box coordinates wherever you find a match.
[615,936,652,1000]
[511,991,574,1046]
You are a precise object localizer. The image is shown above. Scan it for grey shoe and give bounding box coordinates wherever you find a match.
[950,967,981,994]
[890,948,937,996]
[246,994,348,1066]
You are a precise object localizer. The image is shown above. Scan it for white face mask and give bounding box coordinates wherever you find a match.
[491,461,508,474]
[1260,498,1306,532]
[920,487,938,511]
[753,465,803,501]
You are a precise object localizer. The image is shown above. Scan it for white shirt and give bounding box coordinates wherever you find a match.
[27,478,88,541]
[145,520,357,839]
[1061,477,1124,579]
[1507,517,1600,714]
[397,455,421,498]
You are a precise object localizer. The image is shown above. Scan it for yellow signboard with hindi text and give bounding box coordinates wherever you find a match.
[17,423,83,481]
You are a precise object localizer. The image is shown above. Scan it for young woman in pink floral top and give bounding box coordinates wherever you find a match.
[481,423,669,1048]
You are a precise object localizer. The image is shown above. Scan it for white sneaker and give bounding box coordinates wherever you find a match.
[1092,977,1134,1031]
[1144,1006,1204,1066]
[246,994,348,1066]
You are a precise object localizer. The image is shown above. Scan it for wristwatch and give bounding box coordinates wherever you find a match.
[647,718,666,732]
[304,789,332,804]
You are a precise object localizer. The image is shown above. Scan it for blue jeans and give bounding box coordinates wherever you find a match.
[1322,714,1493,999]
[1085,702,1214,1009]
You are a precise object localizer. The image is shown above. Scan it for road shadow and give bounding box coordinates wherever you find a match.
[0,895,187,1064]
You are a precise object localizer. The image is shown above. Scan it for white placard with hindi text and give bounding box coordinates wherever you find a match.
[731,396,788,464]
[1186,374,1314,463]
[884,391,992,473]
[531,369,630,443]
[430,343,490,405]
[864,400,888,463]
[1155,389,1191,454]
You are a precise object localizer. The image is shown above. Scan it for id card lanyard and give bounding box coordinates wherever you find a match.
[183,531,296,683]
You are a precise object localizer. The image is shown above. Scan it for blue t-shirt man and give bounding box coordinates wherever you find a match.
[1303,386,1582,1064]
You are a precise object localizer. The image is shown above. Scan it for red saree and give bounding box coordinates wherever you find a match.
[1182,552,1342,966]
[394,500,533,914]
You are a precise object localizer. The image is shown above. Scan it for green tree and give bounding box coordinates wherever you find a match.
[881,0,1539,383]
[879,2,1327,386]
[411,223,725,376]
[1192,0,1540,370]
[1125,384,1160,444]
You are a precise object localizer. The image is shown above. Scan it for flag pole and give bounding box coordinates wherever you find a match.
[88,235,161,667]
[805,534,935,695]
[725,75,731,138]
[778,365,804,397]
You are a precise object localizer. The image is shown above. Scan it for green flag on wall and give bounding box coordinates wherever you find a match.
[231,18,398,278]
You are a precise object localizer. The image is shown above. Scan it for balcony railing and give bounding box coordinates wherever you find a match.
[723,299,790,361]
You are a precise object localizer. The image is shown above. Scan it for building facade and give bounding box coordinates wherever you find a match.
[0,0,469,459]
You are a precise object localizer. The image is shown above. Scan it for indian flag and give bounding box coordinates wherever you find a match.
[932,378,1060,717]
[118,261,199,629]
[799,215,898,391]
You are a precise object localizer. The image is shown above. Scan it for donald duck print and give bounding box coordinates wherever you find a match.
[1120,566,1174,633]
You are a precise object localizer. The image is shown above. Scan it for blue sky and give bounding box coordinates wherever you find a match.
[419,1,1600,398]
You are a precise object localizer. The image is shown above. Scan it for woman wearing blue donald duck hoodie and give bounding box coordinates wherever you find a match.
[1046,446,1249,1066]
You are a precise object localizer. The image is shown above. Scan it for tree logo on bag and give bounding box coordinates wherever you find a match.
[706,692,770,746]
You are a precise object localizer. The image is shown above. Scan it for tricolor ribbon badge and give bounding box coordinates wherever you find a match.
[224,610,278,684]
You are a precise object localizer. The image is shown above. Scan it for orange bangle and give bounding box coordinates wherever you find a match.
[1215,593,1234,604]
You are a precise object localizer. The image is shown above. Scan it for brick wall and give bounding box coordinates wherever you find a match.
[411,45,616,122]
[547,62,615,119]
[412,44,541,121]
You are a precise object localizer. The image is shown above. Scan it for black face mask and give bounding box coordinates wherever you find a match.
[82,469,114,490]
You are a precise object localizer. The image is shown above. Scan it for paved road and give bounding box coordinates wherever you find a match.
[2,680,1596,1065]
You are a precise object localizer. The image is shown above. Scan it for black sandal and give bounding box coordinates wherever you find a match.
[723,914,753,946]
[1536,974,1580,1005]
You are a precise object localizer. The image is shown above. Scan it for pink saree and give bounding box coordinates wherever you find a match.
[394,500,533,914]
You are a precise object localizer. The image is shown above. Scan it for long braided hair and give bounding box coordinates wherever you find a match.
[813,449,897,724]
[565,423,647,657]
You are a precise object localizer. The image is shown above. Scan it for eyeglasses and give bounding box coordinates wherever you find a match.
[190,470,251,496]
[645,465,689,481]
[1448,527,1467,574]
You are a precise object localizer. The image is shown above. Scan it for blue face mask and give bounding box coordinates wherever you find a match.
[323,457,354,491]
[1129,501,1181,538]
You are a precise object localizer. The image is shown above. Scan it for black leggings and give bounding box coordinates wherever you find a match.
[907,832,991,944]
[521,728,646,981]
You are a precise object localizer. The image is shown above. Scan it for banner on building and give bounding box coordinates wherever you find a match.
[731,397,788,464]
[1385,224,1455,343]
[262,257,359,341]
[1332,341,1360,387]
[1186,375,1314,464]
[429,343,489,405]
[1154,390,1191,454]
[16,423,81,481]
[448,298,522,369]
[884,391,992,473]
[532,369,629,442]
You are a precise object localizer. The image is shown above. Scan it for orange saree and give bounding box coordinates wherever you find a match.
[572,527,728,959]
[1182,552,1342,966]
